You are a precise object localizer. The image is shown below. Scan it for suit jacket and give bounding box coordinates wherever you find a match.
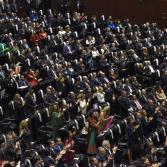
[96,153,107,162]
[116,96,131,118]
[34,163,44,167]
[44,156,55,167]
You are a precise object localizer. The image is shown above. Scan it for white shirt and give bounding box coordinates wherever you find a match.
[92,50,100,58]
[96,92,105,103]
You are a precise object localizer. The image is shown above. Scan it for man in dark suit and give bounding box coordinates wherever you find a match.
[0,143,7,161]
[114,90,132,118]
[34,156,44,167]
[24,89,37,118]
[43,149,55,167]
[96,147,108,163]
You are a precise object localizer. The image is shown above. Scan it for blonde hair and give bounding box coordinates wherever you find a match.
[78,93,85,100]
[98,86,103,93]
[19,120,28,134]
[13,93,21,101]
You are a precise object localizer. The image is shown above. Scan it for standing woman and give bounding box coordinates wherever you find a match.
[94,86,105,104]
[77,92,88,115]
[63,130,75,166]
[13,93,25,133]
[98,105,112,133]
[87,111,100,155]
[51,104,64,138]
[19,120,31,151]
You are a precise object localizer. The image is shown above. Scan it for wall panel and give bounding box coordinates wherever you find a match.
[84,0,167,28]
[50,0,167,28]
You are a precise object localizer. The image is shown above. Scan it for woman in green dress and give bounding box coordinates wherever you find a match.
[50,104,64,138]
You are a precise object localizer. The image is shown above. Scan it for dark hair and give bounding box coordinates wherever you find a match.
[3,164,12,167]
[43,148,51,156]
[89,156,96,164]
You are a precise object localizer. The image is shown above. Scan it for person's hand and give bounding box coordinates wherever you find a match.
[56,153,63,161]
[113,146,118,153]
[72,140,75,145]
[64,143,71,149]
[150,162,161,167]
[149,117,153,122]
[69,149,75,153]
[9,161,15,166]
[165,137,167,146]
[108,155,113,161]
[156,162,161,167]
[103,161,107,167]
[15,141,20,149]
[99,162,103,167]
[2,161,9,167]
[60,149,66,155]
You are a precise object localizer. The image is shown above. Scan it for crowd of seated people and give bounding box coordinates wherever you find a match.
[1,0,167,167]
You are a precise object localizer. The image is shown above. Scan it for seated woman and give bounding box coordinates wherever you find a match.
[77,92,88,115]
[93,86,105,104]
[25,69,38,87]
[155,86,166,102]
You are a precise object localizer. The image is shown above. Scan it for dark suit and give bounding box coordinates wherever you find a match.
[24,92,36,118]
[115,96,131,118]
[44,156,55,167]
